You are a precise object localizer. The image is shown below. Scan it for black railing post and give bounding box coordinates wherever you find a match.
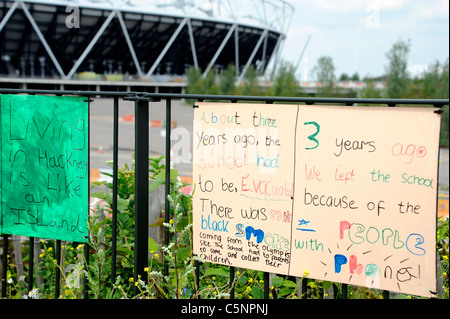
[195,260,200,298]
[54,239,62,299]
[229,266,235,299]
[1,234,8,298]
[264,100,273,300]
[28,237,34,292]
[83,243,90,299]
[133,98,150,295]
[229,99,237,299]
[264,272,270,298]
[84,97,91,299]
[111,96,119,287]
[164,98,171,280]
[302,277,308,299]
[342,283,348,299]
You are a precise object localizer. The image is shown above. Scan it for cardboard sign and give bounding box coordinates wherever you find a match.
[192,102,441,297]
[1,95,89,242]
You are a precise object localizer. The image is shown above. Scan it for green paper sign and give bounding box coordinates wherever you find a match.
[1,95,89,242]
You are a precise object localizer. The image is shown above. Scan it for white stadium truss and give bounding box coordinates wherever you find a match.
[0,0,294,83]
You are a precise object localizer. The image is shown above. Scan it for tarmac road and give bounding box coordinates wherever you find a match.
[439,148,449,189]
[89,97,193,177]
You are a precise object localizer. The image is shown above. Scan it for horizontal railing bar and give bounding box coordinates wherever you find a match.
[0,88,448,106]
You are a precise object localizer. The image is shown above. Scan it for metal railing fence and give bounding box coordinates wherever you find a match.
[0,88,448,299]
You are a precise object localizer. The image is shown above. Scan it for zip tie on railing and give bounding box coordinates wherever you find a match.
[123,94,161,102]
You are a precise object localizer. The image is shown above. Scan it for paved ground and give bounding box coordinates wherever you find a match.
[90,97,193,176]
[439,148,449,189]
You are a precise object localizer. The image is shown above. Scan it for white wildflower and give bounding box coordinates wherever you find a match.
[65,263,83,289]
[27,288,41,299]
[193,255,205,263]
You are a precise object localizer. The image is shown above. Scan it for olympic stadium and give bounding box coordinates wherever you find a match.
[0,0,293,91]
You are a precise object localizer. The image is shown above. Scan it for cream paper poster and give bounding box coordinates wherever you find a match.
[192,102,441,298]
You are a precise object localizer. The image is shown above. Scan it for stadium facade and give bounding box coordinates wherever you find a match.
[0,0,293,90]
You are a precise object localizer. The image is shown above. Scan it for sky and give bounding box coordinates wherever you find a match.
[280,0,449,81]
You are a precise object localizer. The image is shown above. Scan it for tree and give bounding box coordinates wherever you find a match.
[351,72,360,81]
[268,61,299,97]
[219,64,237,95]
[423,58,449,99]
[359,78,382,99]
[339,73,350,81]
[312,56,336,86]
[185,66,218,103]
[385,38,411,98]
[312,56,336,96]
[202,70,219,95]
[238,65,263,96]
[186,67,202,94]
[339,72,359,82]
